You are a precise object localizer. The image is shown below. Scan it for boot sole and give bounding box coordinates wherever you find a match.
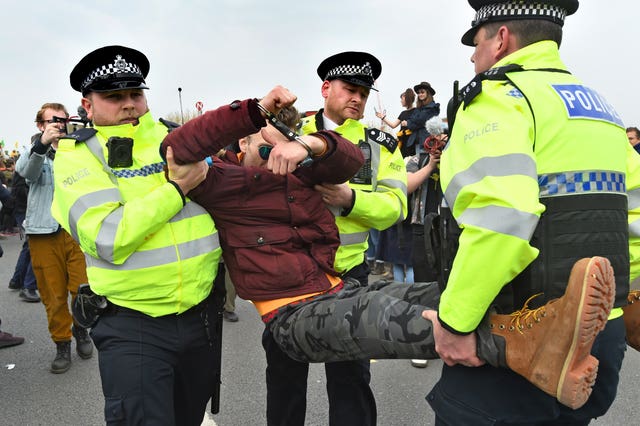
[50,364,71,374]
[556,256,614,409]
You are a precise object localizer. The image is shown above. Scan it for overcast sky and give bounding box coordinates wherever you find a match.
[1,1,636,152]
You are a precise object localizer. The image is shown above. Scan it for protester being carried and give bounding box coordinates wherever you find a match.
[163,86,615,411]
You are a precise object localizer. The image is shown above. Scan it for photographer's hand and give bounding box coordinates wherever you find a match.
[41,121,65,146]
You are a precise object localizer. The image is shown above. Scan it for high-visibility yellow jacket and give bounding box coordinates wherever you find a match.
[300,111,407,273]
[439,41,640,334]
[51,111,221,316]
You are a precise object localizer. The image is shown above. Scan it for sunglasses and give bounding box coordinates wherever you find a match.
[258,145,273,160]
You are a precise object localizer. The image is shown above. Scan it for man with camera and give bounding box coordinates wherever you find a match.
[15,103,92,374]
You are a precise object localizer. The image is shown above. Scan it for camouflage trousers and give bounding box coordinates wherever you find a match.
[268,280,442,363]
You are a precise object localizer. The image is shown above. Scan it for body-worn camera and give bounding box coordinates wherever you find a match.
[106,137,134,168]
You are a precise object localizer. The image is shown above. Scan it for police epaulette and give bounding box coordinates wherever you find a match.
[461,64,524,109]
[64,127,97,143]
[367,128,398,153]
[160,118,181,132]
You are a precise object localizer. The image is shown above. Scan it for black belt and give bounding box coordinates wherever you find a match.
[105,296,209,318]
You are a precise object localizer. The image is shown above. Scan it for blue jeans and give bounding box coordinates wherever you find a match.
[10,212,36,290]
[393,264,414,283]
[366,229,380,261]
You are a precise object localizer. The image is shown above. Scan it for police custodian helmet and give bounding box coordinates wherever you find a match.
[461,0,580,46]
[70,45,150,95]
[317,51,382,91]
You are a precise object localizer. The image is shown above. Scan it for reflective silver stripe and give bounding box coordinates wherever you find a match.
[369,139,381,191]
[170,200,209,222]
[444,154,537,206]
[68,188,122,242]
[340,231,368,246]
[458,205,538,241]
[84,234,220,271]
[630,219,640,238]
[95,208,123,262]
[378,178,407,194]
[629,188,640,210]
[85,136,119,186]
[94,200,211,263]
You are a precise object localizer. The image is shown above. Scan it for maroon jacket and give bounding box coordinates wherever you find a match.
[161,99,364,301]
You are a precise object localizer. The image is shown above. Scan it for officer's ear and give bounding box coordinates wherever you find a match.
[81,96,94,121]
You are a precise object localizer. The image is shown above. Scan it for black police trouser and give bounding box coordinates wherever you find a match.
[91,297,217,426]
[427,317,626,426]
[262,261,377,426]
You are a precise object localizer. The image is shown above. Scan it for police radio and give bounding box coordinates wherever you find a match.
[350,141,372,185]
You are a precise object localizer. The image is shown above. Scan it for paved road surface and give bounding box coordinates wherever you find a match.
[0,233,637,425]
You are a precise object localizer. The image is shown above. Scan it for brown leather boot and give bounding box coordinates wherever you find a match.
[622,290,640,351]
[487,257,615,410]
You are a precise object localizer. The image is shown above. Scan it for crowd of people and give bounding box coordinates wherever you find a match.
[1,1,640,425]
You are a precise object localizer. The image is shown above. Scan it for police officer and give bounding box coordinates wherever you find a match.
[261,51,408,426]
[423,1,640,424]
[51,45,222,425]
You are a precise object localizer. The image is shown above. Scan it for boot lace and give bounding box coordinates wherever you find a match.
[504,293,547,334]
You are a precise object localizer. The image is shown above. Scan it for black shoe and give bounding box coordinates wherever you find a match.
[222,310,239,322]
[0,331,25,349]
[51,341,71,373]
[19,288,41,303]
[72,326,93,359]
[8,279,22,290]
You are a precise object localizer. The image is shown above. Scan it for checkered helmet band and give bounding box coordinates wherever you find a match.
[473,2,567,27]
[81,54,144,91]
[324,62,374,81]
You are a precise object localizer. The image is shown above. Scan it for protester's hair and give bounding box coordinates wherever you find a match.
[246,105,300,145]
[402,89,415,108]
[35,103,69,123]
[276,105,300,130]
[482,19,563,48]
[425,116,444,136]
[627,127,640,138]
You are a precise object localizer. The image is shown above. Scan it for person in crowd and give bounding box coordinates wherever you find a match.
[423,1,640,424]
[7,153,39,303]
[627,126,640,154]
[409,116,448,285]
[403,81,440,156]
[403,115,446,369]
[15,103,92,373]
[163,87,622,417]
[376,88,416,157]
[0,157,17,236]
[0,318,24,349]
[51,45,222,425]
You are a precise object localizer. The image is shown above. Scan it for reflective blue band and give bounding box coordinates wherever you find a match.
[539,171,626,197]
[112,162,165,178]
